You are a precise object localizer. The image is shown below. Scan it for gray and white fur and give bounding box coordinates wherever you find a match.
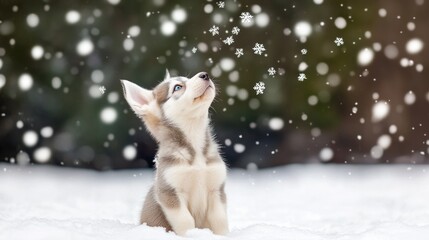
[121,71,229,236]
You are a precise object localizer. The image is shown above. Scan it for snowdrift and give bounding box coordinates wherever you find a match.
[1,164,428,240]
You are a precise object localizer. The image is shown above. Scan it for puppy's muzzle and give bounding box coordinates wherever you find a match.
[199,72,210,81]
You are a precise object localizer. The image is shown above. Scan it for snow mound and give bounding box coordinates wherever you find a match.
[1,164,429,240]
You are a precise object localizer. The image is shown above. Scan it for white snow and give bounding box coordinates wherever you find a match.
[223,36,235,46]
[220,58,235,72]
[204,4,214,14]
[389,125,398,134]
[18,73,34,91]
[22,130,38,147]
[233,144,246,153]
[31,45,44,60]
[1,164,429,240]
[26,13,40,28]
[404,91,416,105]
[99,86,106,95]
[0,74,5,89]
[308,95,318,106]
[65,10,81,24]
[334,17,347,29]
[357,48,374,66]
[33,147,52,163]
[123,38,134,51]
[16,120,24,129]
[251,5,262,14]
[371,101,390,122]
[171,8,187,23]
[370,145,384,159]
[299,62,308,71]
[239,12,253,23]
[128,26,141,37]
[91,70,104,83]
[106,0,121,5]
[377,134,392,149]
[334,37,344,46]
[405,38,423,55]
[316,62,329,75]
[378,8,387,17]
[252,43,266,55]
[15,152,30,165]
[160,21,176,36]
[76,39,94,56]
[294,21,312,42]
[89,85,103,98]
[100,107,118,124]
[40,126,54,138]
[107,92,119,103]
[255,13,269,28]
[123,145,137,160]
[268,118,284,131]
[231,27,240,35]
[384,44,399,59]
[298,73,307,81]
[209,25,220,36]
[51,77,62,89]
[234,48,244,58]
[319,148,334,161]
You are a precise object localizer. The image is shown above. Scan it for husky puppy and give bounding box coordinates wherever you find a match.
[121,71,229,236]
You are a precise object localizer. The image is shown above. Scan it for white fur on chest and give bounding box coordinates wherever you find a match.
[164,160,226,193]
[163,159,226,216]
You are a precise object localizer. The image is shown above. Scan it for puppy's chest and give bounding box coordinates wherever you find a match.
[163,159,227,193]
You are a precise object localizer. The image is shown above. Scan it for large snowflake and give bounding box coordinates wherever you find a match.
[268,67,276,77]
[240,12,253,23]
[334,37,344,46]
[216,1,225,8]
[253,81,266,95]
[252,43,266,55]
[231,26,240,35]
[223,36,234,45]
[235,48,244,58]
[99,86,106,95]
[209,25,219,36]
[298,73,307,81]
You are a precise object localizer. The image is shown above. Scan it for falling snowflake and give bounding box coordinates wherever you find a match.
[301,48,307,54]
[99,86,106,94]
[223,36,234,45]
[192,47,197,53]
[217,1,225,8]
[268,67,276,77]
[232,26,240,35]
[334,37,344,46]
[209,25,220,36]
[235,48,244,58]
[252,43,266,55]
[240,12,253,23]
[253,81,266,95]
[298,73,307,81]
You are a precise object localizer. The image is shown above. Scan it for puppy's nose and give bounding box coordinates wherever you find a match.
[199,72,210,81]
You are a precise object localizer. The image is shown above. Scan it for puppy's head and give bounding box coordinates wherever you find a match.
[121,70,215,139]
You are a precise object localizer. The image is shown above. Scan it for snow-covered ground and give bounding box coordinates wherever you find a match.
[1,164,429,240]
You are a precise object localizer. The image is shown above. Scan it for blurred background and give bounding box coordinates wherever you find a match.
[0,0,428,170]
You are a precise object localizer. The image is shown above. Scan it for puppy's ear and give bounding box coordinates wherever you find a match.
[164,69,170,81]
[121,80,154,115]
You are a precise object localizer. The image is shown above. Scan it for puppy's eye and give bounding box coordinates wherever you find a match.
[173,85,183,92]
